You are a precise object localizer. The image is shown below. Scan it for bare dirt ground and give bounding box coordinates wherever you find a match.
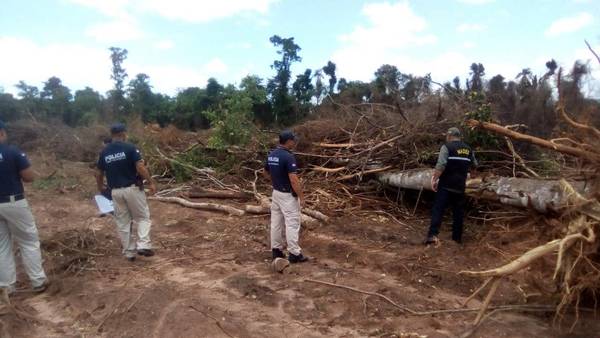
[2,158,600,338]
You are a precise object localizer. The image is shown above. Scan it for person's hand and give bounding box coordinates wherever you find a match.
[431,176,439,192]
[146,182,157,196]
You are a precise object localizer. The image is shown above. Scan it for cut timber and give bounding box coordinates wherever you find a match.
[378,169,593,213]
[149,196,245,216]
[466,119,600,163]
[186,189,251,199]
[244,204,327,223]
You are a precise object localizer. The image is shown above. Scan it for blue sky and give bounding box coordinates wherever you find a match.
[1,0,599,96]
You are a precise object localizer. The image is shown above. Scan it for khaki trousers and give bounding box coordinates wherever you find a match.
[0,199,47,292]
[111,186,152,258]
[270,190,302,255]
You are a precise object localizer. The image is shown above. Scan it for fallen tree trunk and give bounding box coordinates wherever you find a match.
[186,189,252,199]
[378,169,593,213]
[149,196,245,216]
[244,204,329,223]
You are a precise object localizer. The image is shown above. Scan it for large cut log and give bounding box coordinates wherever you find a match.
[378,169,593,213]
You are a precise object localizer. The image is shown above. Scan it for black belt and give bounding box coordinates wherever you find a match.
[111,183,137,189]
[274,188,292,193]
[0,194,25,203]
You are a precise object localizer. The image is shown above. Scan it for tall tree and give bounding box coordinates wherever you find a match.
[267,35,301,124]
[374,64,401,95]
[240,75,271,124]
[41,76,72,123]
[322,61,337,94]
[292,69,313,105]
[469,63,485,92]
[128,73,154,121]
[108,47,129,116]
[72,87,103,125]
[15,81,42,119]
[0,93,20,121]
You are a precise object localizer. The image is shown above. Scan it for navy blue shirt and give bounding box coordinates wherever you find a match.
[97,141,142,189]
[265,147,298,193]
[0,144,30,196]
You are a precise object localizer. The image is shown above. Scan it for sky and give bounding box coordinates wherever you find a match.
[1,0,599,97]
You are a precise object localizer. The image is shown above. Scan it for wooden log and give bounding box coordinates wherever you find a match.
[244,204,327,223]
[186,190,251,199]
[149,196,245,216]
[378,169,593,213]
[466,119,600,163]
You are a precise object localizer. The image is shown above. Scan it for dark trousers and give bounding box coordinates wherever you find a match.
[428,188,465,242]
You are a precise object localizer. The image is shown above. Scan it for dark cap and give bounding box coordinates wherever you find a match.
[447,127,461,137]
[0,120,5,130]
[279,130,297,144]
[110,123,127,134]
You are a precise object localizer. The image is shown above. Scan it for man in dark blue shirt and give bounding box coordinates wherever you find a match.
[96,123,157,261]
[0,120,49,294]
[264,130,308,263]
[425,127,477,245]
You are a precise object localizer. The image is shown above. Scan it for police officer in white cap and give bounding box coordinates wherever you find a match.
[96,123,157,261]
[0,120,49,294]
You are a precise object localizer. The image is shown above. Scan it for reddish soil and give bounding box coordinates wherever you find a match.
[1,158,599,338]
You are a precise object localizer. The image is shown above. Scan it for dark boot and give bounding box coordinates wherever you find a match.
[288,253,308,263]
[137,249,155,257]
[272,248,285,260]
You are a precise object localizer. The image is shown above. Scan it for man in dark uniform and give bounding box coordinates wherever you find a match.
[425,127,477,245]
[0,120,48,294]
[96,123,157,261]
[264,130,308,263]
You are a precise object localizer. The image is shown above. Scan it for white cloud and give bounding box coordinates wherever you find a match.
[463,41,476,49]
[0,36,229,96]
[85,19,143,42]
[457,23,486,33]
[332,1,437,81]
[202,58,228,74]
[140,0,278,23]
[0,37,113,95]
[154,39,175,50]
[68,0,278,23]
[457,0,495,4]
[545,12,594,37]
[67,0,131,18]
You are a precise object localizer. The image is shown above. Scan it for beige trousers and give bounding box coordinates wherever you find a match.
[0,199,47,292]
[270,190,302,256]
[111,186,152,258]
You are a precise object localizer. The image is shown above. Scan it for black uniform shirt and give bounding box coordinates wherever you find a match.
[0,144,30,196]
[97,141,142,189]
[265,147,298,193]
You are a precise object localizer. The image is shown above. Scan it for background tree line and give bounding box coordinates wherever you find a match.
[0,35,598,146]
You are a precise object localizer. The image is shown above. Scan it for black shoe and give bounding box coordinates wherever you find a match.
[272,248,285,260]
[137,249,155,257]
[423,236,439,245]
[32,281,50,293]
[288,253,308,264]
[127,256,136,262]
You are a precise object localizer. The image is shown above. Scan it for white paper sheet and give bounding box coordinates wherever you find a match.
[94,195,114,214]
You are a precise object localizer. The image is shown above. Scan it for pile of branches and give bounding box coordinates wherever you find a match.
[461,65,600,329]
